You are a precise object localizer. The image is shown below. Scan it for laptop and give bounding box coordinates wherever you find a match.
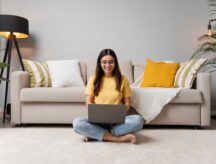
[88,104,127,124]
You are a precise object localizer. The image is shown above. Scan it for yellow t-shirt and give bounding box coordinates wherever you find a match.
[85,75,132,104]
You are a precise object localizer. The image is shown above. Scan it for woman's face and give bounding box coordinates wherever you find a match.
[100,55,115,76]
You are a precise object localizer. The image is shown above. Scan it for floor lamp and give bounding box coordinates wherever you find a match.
[0,15,29,123]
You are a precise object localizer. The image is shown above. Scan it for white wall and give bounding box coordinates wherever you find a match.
[1,0,208,62]
[1,0,213,111]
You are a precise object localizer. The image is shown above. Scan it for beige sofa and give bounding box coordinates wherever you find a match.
[10,61,211,127]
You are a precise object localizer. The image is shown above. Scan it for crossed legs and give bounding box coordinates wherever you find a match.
[73,115,144,143]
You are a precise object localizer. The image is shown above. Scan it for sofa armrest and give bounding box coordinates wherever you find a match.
[11,71,30,124]
[196,73,211,126]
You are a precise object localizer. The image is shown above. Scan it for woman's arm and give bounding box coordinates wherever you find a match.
[85,75,95,106]
[123,97,131,110]
[121,76,132,110]
[86,95,95,106]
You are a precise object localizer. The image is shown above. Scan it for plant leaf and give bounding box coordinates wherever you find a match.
[0,62,9,69]
[208,3,216,7]
[0,77,9,81]
[209,12,216,16]
[197,34,216,41]
[208,0,216,3]
[208,9,216,13]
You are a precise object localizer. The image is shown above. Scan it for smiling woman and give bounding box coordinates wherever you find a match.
[73,48,144,144]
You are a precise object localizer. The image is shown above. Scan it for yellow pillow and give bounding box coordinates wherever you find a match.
[140,59,180,88]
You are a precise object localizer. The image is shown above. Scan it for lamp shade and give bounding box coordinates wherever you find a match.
[0,14,29,39]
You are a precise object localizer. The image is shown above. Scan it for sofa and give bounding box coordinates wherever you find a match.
[10,60,211,127]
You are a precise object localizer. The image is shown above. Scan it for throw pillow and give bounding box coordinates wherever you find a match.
[23,59,52,87]
[46,59,84,87]
[131,61,175,87]
[174,59,207,88]
[140,59,180,88]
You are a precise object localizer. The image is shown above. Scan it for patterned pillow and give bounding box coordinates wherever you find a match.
[23,59,52,87]
[174,59,207,88]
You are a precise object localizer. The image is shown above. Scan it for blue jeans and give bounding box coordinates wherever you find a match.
[73,115,144,141]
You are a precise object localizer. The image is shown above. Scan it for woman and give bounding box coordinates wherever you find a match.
[73,49,144,144]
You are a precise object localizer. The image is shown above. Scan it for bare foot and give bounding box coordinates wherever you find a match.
[103,131,137,144]
[120,134,136,144]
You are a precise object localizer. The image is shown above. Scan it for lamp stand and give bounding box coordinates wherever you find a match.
[0,33,25,123]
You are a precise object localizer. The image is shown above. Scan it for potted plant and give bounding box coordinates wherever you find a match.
[191,0,216,72]
[191,0,216,119]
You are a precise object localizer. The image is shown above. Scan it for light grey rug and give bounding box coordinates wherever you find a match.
[0,127,216,164]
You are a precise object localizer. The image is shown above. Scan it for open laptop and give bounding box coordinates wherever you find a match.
[88,104,127,124]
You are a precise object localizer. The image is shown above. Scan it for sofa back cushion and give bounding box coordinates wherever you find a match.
[80,62,87,85]
[86,60,133,84]
[133,61,145,81]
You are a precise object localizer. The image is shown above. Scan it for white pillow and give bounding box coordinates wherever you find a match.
[46,59,84,87]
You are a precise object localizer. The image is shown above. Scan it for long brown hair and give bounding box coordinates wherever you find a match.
[94,49,122,96]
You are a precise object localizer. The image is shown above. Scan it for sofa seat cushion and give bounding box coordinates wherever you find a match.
[20,87,86,102]
[170,89,202,103]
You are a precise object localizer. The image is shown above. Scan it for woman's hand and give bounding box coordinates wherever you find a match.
[123,97,131,110]
[86,95,95,107]
[125,103,130,110]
